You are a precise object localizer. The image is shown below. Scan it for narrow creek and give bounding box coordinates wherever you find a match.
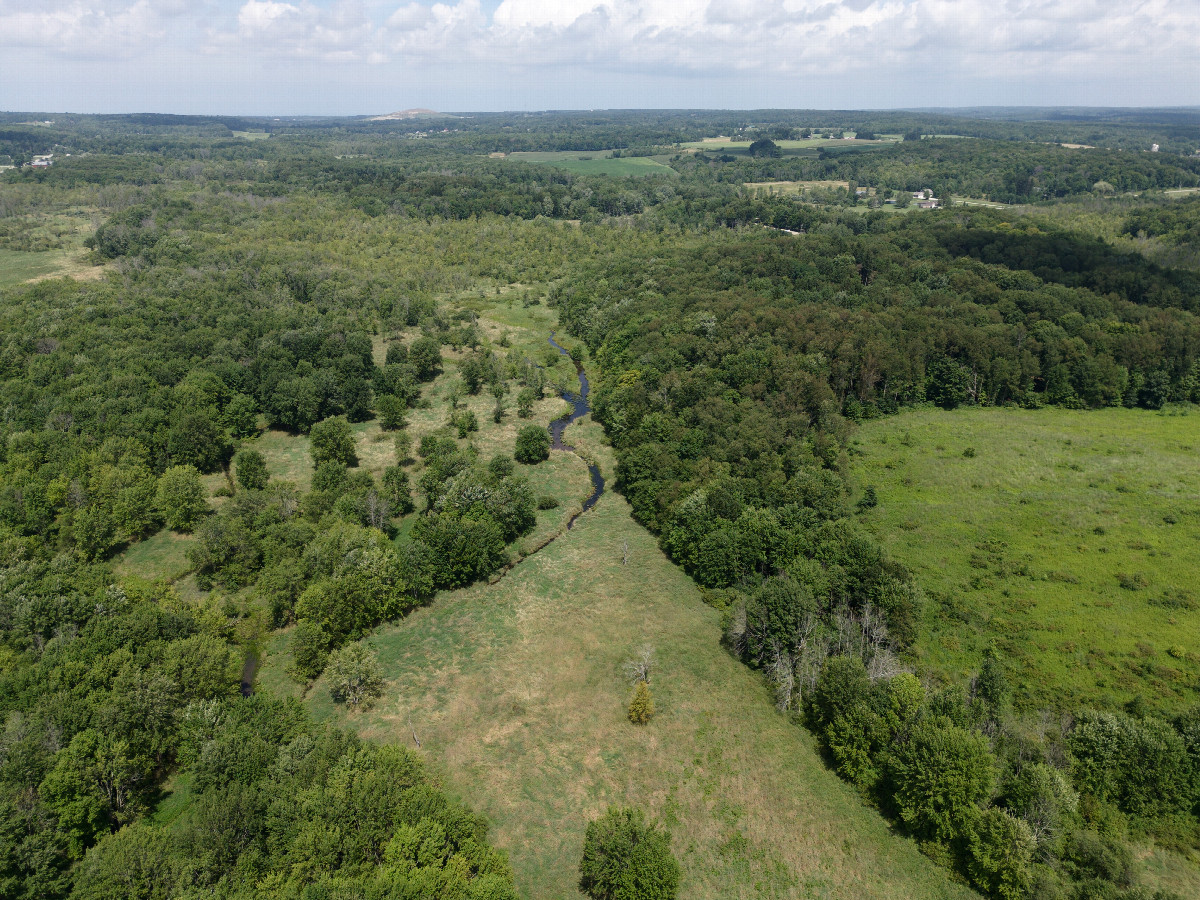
[547,333,605,528]
[240,650,259,697]
[242,334,603,693]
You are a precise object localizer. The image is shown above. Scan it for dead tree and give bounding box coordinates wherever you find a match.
[624,645,655,684]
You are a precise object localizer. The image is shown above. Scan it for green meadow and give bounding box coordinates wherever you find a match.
[504,151,678,177]
[851,406,1200,714]
[257,419,978,900]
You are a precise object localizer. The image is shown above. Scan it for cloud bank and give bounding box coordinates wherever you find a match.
[1,0,1196,112]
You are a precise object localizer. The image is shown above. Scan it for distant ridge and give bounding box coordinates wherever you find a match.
[368,108,446,121]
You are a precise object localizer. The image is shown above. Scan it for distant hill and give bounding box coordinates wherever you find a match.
[368,108,446,121]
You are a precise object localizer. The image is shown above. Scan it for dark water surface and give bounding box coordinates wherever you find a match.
[547,333,605,528]
[240,651,258,697]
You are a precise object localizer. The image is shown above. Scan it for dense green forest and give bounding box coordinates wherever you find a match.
[2,110,1199,900]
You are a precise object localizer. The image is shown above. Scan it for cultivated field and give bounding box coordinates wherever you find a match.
[851,406,1200,714]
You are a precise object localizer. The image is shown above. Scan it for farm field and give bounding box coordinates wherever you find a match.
[851,406,1200,714]
[277,420,979,900]
[503,150,678,177]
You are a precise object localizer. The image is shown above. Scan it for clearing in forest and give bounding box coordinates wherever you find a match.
[271,419,977,900]
[503,151,678,177]
[744,180,852,195]
[851,406,1200,714]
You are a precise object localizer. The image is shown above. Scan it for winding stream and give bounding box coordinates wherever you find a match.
[242,333,602,695]
[547,333,605,528]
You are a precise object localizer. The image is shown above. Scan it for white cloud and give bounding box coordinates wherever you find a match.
[0,0,170,56]
[1,0,1197,108]
[238,0,302,35]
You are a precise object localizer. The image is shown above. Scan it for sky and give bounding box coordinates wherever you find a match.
[1,0,1198,115]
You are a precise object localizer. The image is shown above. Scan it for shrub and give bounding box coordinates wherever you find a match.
[537,495,559,510]
[234,449,269,491]
[856,485,878,511]
[579,807,679,900]
[968,807,1035,900]
[381,466,414,515]
[488,454,515,479]
[628,682,654,725]
[514,425,551,464]
[157,465,208,532]
[291,621,331,680]
[377,394,409,430]
[887,716,995,842]
[309,416,356,467]
[409,335,442,381]
[325,643,386,707]
[451,409,479,438]
[393,431,412,464]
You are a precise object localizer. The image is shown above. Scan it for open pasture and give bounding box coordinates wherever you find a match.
[503,151,677,177]
[287,422,977,900]
[851,406,1200,714]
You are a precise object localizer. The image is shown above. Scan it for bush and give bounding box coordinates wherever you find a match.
[488,454,515,479]
[325,643,386,707]
[743,575,817,669]
[409,335,442,381]
[579,807,679,900]
[887,716,995,842]
[291,621,331,680]
[514,425,551,464]
[516,387,536,418]
[537,495,559,510]
[628,682,654,724]
[157,465,208,532]
[968,807,1035,900]
[451,409,479,438]
[381,466,414,515]
[309,416,356,467]
[393,431,412,464]
[377,394,408,430]
[234,449,269,491]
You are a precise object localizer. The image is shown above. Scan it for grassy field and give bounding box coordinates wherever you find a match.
[948,197,1015,209]
[504,151,678,177]
[264,416,980,900]
[113,528,195,583]
[0,248,82,286]
[745,180,852,196]
[681,138,889,151]
[0,206,108,287]
[232,131,271,140]
[850,406,1200,714]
